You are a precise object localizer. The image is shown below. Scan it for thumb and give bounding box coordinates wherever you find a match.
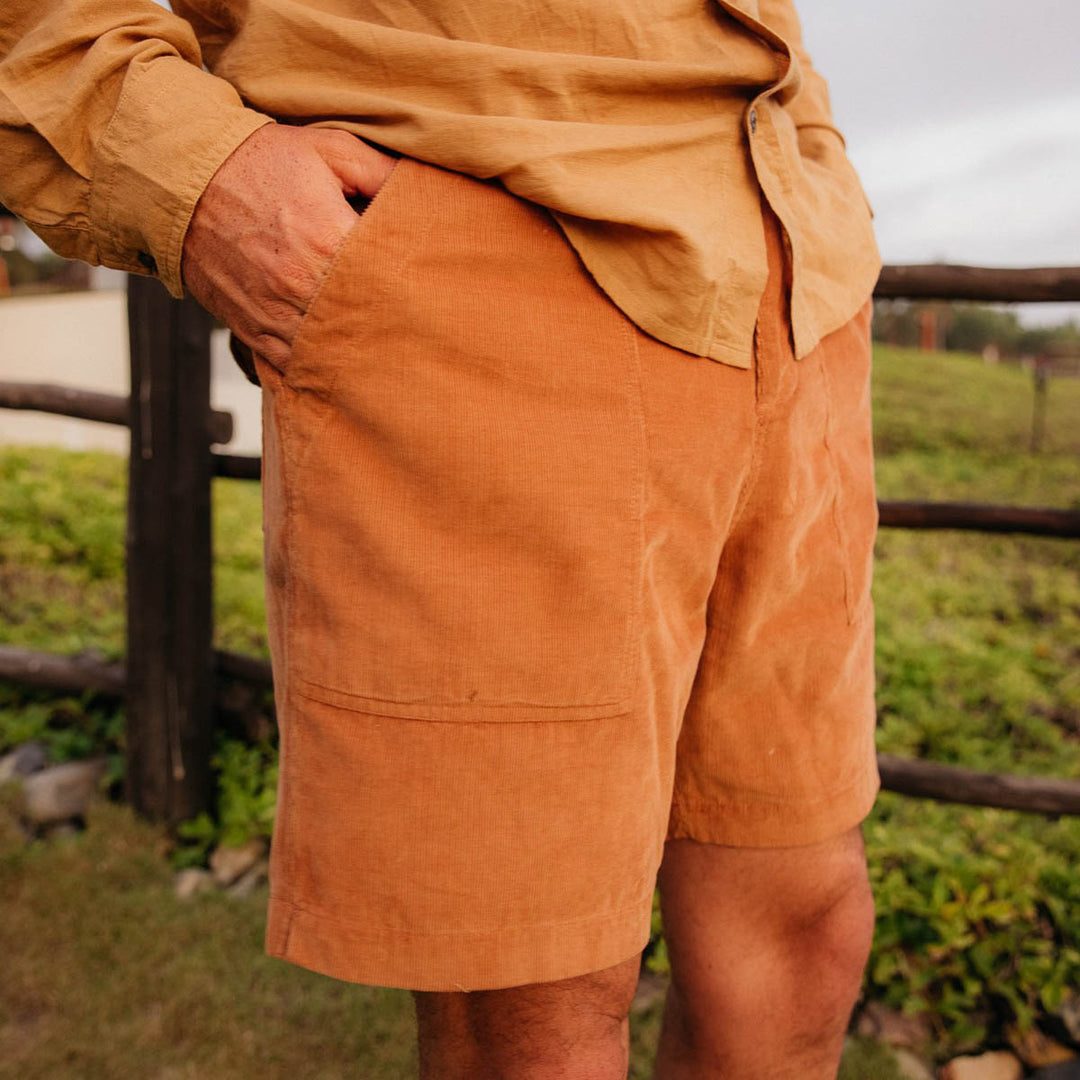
[310,129,398,199]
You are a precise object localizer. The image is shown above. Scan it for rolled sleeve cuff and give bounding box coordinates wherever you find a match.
[90,53,274,297]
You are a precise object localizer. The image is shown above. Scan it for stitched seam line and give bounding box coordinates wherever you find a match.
[269,894,653,939]
[817,348,859,625]
[671,770,878,817]
[618,313,648,705]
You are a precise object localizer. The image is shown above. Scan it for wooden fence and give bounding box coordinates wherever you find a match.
[1,264,1079,826]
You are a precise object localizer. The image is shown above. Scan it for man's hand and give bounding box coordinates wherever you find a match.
[181,124,398,371]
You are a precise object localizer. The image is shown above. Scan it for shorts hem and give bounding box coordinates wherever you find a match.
[265,892,653,992]
[667,766,880,849]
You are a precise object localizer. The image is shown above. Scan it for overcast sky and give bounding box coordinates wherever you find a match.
[798,0,1079,324]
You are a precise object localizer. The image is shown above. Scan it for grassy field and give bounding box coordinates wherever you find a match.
[0,791,905,1080]
[1,344,1079,1075]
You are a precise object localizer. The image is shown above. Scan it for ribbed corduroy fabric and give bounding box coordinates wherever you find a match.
[258,157,880,992]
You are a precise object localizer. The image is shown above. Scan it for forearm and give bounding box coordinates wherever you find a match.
[0,0,271,296]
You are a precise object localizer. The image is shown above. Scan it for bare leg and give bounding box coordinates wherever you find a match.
[652,826,874,1079]
[413,952,641,1080]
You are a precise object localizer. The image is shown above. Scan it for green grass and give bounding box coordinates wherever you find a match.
[0,791,905,1080]
[0,447,125,658]
[0,445,268,660]
[870,345,1080,459]
[862,348,1080,1055]
[0,794,418,1080]
[1,343,1079,1073]
[868,349,1080,782]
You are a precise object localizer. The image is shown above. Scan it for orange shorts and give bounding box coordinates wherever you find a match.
[255,156,880,992]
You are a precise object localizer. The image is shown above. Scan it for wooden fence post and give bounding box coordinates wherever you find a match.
[125,275,216,826]
[1030,355,1049,453]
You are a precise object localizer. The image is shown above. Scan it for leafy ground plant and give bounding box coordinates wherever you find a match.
[173,730,280,870]
[865,795,1080,1054]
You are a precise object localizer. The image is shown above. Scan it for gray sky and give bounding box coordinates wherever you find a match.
[799,0,1079,325]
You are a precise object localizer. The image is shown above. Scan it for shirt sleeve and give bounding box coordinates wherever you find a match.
[757,0,846,162]
[0,1,273,297]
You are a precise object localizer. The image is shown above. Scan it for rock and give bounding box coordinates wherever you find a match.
[894,1047,936,1080]
[0,741,48,784]
[631,970,669,1014]
[44,820,83,842]
[174,867,216,900]
[21,758,108,824]
[1059,997,1080,1044]
[938,1051,1023,1080]
[210,837,268,887]
[1007,1025,1078,1069]
[225,856,270,898]
[857,1002,935,1050]
[1030,1063,1080,1080]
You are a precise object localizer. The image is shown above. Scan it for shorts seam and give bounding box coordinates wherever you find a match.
[619,313,648,709]
[817,346,861,626]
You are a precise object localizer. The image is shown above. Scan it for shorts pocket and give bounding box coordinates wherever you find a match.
[272,162,647,721]
[225,157,406,395]
[256,155,411,476]
[278,155,408,397]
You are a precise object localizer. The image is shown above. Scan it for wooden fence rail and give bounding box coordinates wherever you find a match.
[0,645,126,696]
[877,755,1080,817]
[875,264,1080,303]
[1,262,1078,826]
[0,380,233,444]
[211,451,261,481]
[877,501,1080,538]
[0,645,270,698]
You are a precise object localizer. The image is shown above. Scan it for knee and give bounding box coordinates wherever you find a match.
[785,834,876,987]
[668,827,875,1018]
[657,828,875,1073]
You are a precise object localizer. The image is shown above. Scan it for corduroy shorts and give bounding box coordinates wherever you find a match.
[254,156,881,992]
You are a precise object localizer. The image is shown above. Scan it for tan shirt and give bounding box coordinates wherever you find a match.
[0,0,880,368]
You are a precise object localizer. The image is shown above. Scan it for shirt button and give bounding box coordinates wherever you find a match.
[136,250,157,273]
[749,108,758,134]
